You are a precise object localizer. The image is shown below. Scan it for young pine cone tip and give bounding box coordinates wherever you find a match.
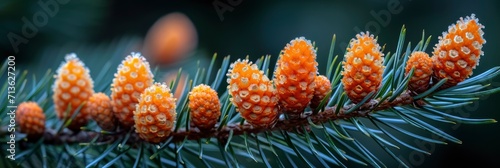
[342,32,385,103]
[406,51,433,93]
[53,53,94,131]
[16,102,45,138]
[227,59,279,128]
[86,93,116,131]
[274,37,318,114]
[134,83,177,144]
[189,84,221,130]
[111,53,154,128]
[432,14,486,88]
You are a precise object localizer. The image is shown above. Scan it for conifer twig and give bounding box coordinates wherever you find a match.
[15,91,414,145]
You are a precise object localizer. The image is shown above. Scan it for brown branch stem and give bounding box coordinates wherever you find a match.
[10,91,414,146]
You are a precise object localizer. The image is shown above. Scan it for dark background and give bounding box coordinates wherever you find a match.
[1,0,499,167]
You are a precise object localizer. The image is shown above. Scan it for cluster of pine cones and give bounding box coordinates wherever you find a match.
[16,14,485,144]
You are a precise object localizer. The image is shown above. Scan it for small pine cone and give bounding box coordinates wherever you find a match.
[227,59,279,128]
[188,84,221,130]
[134,83,177,144]
[274,37,318,114]
[405,51,433,93]
[310,75,331,109]
[341,32,385,103]
[432,14,486,88]
[16,102,45,138]
[111,53,154,128]
[86,93,116,131]
[53,53,94,131]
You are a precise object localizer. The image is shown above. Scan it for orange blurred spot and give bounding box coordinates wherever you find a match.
[143,12,198,65]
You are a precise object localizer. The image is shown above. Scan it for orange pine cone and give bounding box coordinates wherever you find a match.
[432,14,486,88]
[341,32,385,103]
[134,83,177,144]
[53,53,94,131]
[16,102,45,138]
[310,75,331,109]
[227,59,279,128]
[188,84,221,130]
[86,93,116,131]
[406,51,433,93]
[274,37,318,114]
[111,53,154,128]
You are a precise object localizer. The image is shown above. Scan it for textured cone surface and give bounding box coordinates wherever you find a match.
[274,37,318,114]
[228,59,279,128]
[134,83,177,144]
[189,84,221,130]
[406,52,433,93]
[16,102,45,137]
[342,32,384,103]
[53,53,94,131]
[87,93,116,131]
[432,14,486,88]
[310,75,331,109]
[111,53,154,128]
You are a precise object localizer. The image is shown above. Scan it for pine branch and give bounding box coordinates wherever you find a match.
[13,91,413,145]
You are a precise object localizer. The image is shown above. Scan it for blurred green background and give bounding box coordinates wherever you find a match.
[1,0,499,167]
